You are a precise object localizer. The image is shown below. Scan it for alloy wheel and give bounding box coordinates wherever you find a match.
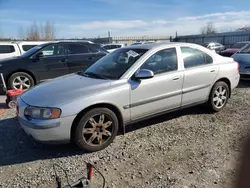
[12,76,31,90]
[213,86,228,109]
[82,114,113,146]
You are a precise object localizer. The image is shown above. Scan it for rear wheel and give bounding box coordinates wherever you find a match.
[208,81,229,112]
[8,72,34,90]
[73,108,119,152]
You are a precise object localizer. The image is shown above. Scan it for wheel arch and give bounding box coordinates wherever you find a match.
[70,103,125,141]
[213,77,231,98]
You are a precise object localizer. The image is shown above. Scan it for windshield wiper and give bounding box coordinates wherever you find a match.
[83,72,110,80]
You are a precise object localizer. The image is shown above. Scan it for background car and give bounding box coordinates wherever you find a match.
[220,41,250,57]
[0,41,49,60]
[130,41,155,45]
[0,41,108,90]
[232,43,250,80]
[101,43,124,53]
[201,42,225,53]
[17,42,239,152]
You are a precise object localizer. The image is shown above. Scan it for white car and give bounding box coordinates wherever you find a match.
[102,43,125,53]
[0,41,49,60]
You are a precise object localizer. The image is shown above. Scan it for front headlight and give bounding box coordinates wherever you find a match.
[24,106,61,119]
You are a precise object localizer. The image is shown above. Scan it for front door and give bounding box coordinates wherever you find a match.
[180,46,219,106]
[37,43,69,82]
[129,47,184,120]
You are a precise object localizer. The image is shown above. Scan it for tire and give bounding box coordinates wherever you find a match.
[8,72,34,90]
[208,81,229,112]
[73,108,119,152]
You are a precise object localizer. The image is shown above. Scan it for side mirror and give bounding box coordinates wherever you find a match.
[134,69,154,80]
[30,51,44,60]
[36,51,44,58]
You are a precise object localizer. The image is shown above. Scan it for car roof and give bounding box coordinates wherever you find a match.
[123,42,200,50]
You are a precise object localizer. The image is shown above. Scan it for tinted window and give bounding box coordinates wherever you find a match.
[22,45,37,52]
[109,45,118,49]
[103,45,110,50]
[83,48,148,80]
[140,48,177,74]
[41,44,66,56]
[181,47,213,68]
[232,42,248,49]
[88,44,105,53]
[239,44,250,54]
[0,45,15,54]
[68,44,89,54]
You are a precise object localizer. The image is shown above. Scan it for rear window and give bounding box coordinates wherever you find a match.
[22,45,37,52]
[0,45,15,54]
[232,42,249,49]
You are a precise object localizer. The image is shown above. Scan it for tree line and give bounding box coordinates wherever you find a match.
[18,21,56,41]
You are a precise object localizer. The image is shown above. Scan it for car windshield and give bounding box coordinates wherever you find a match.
[201,43,210,47]
[232,42,248,49]
[21,43,50,57]
[238,44,250,53]
[81,48,148,80]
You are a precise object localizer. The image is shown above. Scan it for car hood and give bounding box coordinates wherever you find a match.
[221,48,238,54]
[232,53,250,65]
[20,73,112,107]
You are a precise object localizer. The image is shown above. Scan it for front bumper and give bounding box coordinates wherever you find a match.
[17,97,76,143]
[18,115,76,143]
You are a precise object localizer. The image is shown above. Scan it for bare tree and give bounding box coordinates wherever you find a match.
[43,21,55,40]
[27,21,40,41]
[18,27,26,40]
[201,22,217,35]
[39,22,45,40]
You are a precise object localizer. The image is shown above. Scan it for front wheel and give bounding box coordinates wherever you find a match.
[8,72,34,90]
[73,108,119,152]
[208,81,229,112]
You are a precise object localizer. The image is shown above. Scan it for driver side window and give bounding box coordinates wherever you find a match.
[41,44,66,57]
[140,48,178,75]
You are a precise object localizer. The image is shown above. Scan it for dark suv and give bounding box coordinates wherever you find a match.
[0,41,108,90]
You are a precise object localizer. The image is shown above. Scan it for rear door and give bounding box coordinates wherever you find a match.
[66,43,98,73]
[35,43,69,81]
[180,46,218,106]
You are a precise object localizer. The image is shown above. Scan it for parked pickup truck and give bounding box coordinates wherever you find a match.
[0,41,49,60]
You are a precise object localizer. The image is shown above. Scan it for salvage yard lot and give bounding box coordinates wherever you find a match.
[0,81,250,188]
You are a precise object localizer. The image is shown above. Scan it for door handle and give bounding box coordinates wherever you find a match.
[59,58,68,63]
[172,76,180,80]
[88,56,94,60]
[210,69,216,72]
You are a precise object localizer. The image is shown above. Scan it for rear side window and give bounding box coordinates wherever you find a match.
[0,45,15,54]
[68,44,89,54]
[181,47,213,68]
[103,45,110,50]
[22,45,37,52]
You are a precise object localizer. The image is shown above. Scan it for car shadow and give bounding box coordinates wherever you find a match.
[0,117,84,167]
[125,105,210,133]
[0,105,210,167]
[237,80,250,88]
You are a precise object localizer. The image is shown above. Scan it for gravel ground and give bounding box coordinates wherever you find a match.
[0,81,250,188]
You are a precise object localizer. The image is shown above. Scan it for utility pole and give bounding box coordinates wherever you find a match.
[108,31,111,43]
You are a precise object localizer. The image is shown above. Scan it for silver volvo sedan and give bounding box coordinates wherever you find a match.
[17,42,240,152]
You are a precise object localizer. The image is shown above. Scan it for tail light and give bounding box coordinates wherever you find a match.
[237,62,240,72]
[234,61,240,72]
